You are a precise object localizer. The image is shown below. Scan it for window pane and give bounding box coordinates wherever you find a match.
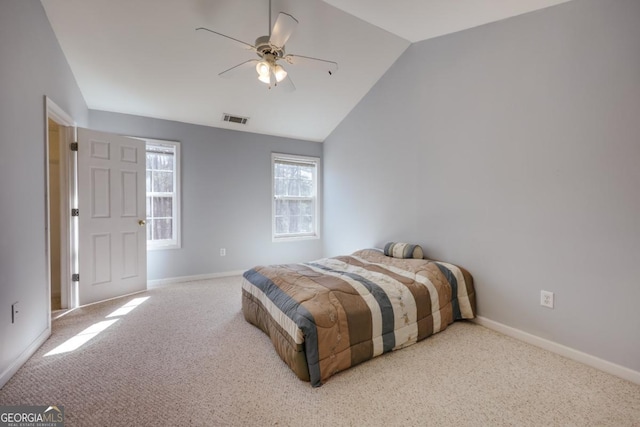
[153,171,173,192]
[288,200,301,216]
[274,163,285,179]
[153,219,172,240]
[157,152,174,171]
[146,152,159,170]
[274,213,311,234]
[274,177,285,196]
[147,150,174,170]
[152,197,173,218]
[146,197,151,218]
[146,171,152,193]
[275,216,288,234]
[275,200,314,219]
[301,215,313,233]
[288,215,300,234]
[300,200,313,215]
[275,214,313,235]
[299,178,312,197]
[274,162,314,197]
[275,199,287,216]
[288,179,301,196]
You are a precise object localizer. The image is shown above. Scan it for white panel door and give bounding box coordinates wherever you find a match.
[77,128,146,305]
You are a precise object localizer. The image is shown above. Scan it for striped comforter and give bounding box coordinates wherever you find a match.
[241,249,476,387]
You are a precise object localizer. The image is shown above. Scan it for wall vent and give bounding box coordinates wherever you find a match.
[222,113,249,125]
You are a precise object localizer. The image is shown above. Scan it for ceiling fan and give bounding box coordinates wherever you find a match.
[196,0,338,91]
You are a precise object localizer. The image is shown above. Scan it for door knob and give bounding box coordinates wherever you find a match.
[138,220,146,226]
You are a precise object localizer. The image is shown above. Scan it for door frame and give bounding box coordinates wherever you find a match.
[44,97,77,325]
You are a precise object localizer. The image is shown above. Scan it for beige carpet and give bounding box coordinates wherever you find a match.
[1,276,639,426]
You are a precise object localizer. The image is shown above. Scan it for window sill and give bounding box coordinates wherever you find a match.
[272,234,320,243]
[147,242,181,251]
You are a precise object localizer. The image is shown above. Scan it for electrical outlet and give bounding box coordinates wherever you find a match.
[11,302,19,324]
[220,248,226,257]
[540,290,554,309]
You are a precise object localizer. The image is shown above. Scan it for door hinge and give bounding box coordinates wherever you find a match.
[71,208,79,217]
[72,274,80,282]
[70,142,78,151]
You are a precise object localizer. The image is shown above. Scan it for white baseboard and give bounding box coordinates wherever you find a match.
[0,327,51,389]
[473,316,640,385]
[147,270,245,288]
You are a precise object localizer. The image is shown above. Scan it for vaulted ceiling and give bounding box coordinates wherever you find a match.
[41,0,571,142]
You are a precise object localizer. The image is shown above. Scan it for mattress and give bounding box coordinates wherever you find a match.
[241,249,476,386]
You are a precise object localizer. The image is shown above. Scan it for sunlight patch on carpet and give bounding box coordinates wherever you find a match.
[106,296,150,318]
[45,319,119,356]
[44,296,151,357]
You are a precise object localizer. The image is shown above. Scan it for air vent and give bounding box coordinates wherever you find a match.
[222,114,249,125]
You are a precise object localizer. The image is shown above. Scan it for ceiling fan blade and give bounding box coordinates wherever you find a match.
[284,54,338,75]
[276,74,296,92]
[218,59,259,79]
[269,12,298,48]
[196,27,256,51]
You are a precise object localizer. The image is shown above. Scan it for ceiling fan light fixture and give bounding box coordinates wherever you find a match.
[258,73,271,84]
[256,61,271,84]
[274,64,287,83]
[198,0,337,91]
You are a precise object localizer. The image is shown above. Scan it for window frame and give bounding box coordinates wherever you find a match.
[271,153,321,242]
[143,138,181,250]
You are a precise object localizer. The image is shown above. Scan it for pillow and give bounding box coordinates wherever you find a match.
[383,242,424,259]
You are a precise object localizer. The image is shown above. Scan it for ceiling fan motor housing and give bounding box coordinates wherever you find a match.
[255,35,285,58]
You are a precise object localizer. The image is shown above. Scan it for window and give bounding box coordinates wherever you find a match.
[145,139,181,249]
[272,153,320,241]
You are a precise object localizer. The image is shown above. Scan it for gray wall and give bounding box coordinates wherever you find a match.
[0,1,88,382]
[89,111,323,281]
[323,0,640,372]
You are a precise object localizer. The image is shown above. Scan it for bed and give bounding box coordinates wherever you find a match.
[241,248,476,387]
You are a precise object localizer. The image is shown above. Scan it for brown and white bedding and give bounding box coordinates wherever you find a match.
[241,249,476,387]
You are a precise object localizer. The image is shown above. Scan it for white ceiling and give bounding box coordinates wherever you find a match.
[323,0,573,43]
[41,0,571,142]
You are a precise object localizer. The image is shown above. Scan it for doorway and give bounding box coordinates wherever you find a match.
[45,97,76,321]
[48,118,63,311]
[45,98,148,320]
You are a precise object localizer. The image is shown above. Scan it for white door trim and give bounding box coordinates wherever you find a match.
[46,97,75,129]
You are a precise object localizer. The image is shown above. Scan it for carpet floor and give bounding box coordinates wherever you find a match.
[1,276,639,426]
